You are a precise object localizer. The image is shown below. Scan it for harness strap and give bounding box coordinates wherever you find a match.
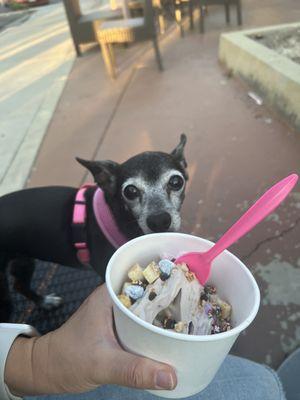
[72,184,95,266]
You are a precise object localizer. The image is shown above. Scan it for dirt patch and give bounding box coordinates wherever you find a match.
[250,27,300,65]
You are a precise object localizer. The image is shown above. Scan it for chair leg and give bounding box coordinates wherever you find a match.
[199,5,204,33]
[188,0,194,30]
[152,37,163,71]
[180,1,185,37]
[175,0,184,37]
[100,41,116,79]
[236,0,242,25]
[108,44,116,73]
[74,42,82,57]
[225,1,230,24]
[154,0,165,34]
[158,13,166,34]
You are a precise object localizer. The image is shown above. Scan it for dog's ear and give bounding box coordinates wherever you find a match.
[171,134,188,179]
[76,158,119,195]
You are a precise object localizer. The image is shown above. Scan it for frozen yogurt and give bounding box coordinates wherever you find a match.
[118,259,232,335]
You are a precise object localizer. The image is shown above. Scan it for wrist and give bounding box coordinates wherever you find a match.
[5,333,56,397]
[5,336,37,397]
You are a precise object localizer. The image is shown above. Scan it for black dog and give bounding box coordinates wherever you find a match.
[0,134,188,321]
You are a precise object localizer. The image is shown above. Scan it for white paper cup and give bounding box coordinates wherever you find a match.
[106,233,260,399]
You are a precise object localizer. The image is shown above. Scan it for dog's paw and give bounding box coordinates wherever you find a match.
[40,293,63,310]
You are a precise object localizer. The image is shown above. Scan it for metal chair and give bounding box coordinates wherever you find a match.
[174,0,195,37]
[128,0,167,34]
[198,0,242,33]
[62,0,123,56]
[94,0,163,79]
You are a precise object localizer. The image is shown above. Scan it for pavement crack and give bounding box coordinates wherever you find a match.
[241,215,300,262]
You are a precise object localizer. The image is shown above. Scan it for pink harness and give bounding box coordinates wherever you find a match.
[72,185,127,266]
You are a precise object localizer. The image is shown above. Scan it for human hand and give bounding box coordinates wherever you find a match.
[5,284,177,396]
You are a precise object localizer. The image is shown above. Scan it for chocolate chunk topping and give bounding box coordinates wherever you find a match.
[160,272,169,281]
[204,285,217,295]
[164,318,176,329]
[200,293,208,302]
[214,305,221,316]
[148,291,157,301]
[188,321,194,334]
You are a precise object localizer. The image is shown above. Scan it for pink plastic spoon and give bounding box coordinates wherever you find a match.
[175,173,299,285]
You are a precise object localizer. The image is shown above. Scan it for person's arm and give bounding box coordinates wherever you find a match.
[3,284,177,397]
[0,324,39,400]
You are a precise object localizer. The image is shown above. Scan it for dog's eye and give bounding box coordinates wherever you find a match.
[168,175,184,191]
[123,185,140,200]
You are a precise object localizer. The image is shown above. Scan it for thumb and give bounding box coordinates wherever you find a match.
[105,349,177,390]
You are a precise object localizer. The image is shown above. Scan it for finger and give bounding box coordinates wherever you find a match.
[102,349,177,390]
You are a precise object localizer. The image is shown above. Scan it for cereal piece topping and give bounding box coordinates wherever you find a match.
[185,271,196,282]
[174,321,185,333]
[125,284,144,300]
[158,259,174,276]
[118,294,131,308]
[177,262,189,272]
[219,300,232,320]
[148,291,157,301]
[132,280,147,289]
[128,263,144,282]
[142,261,160,283]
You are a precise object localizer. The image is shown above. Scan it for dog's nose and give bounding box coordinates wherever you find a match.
[147,212,171,232]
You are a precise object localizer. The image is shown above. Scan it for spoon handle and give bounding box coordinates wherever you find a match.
[205,174,298,263]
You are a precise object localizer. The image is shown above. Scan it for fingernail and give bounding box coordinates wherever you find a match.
[155,370,175,390]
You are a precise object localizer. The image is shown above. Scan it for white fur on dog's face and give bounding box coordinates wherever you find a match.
[121,169,185,234]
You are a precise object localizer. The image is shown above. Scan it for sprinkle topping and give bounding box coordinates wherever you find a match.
[158,259,174,275]
[125,284,144,300]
